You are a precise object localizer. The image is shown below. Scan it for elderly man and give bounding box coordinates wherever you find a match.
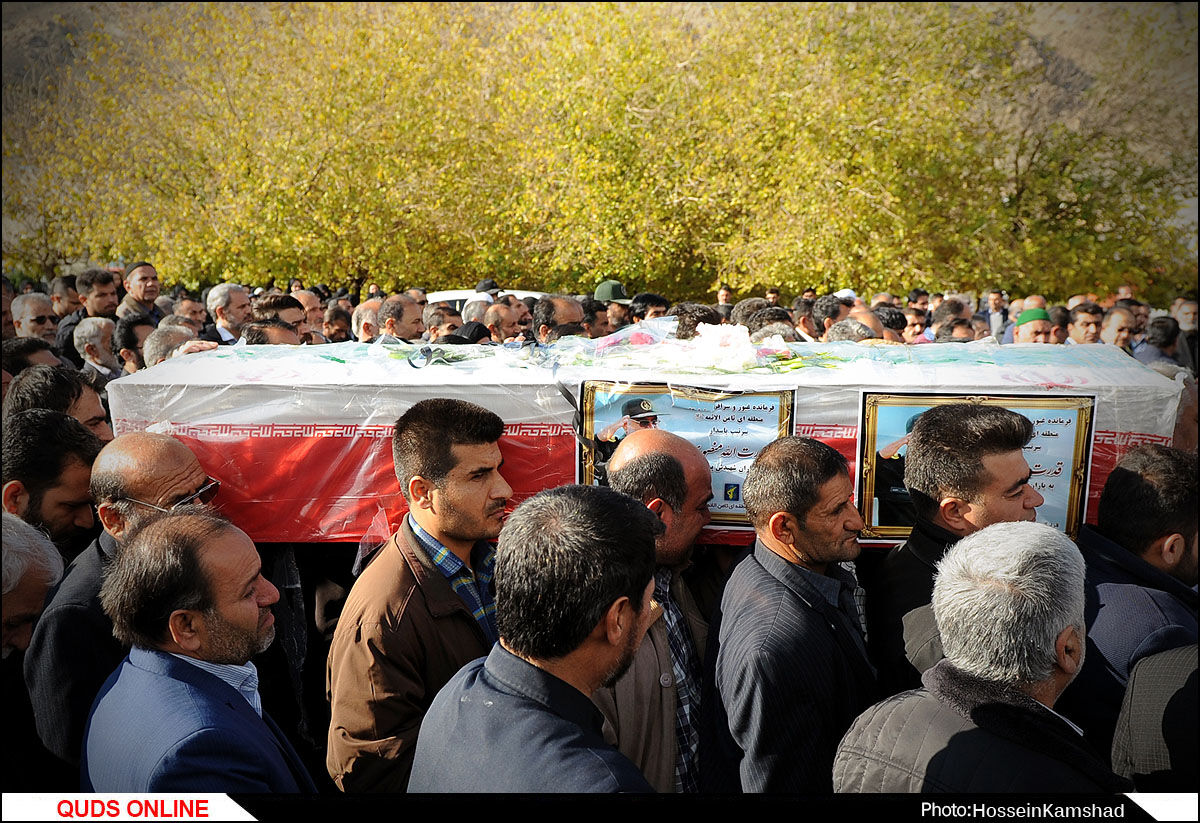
[482,302,520,344]
[2,409,103,559]
[1057,445,1197,761]
[1100,307,1136,354]
[862,404,1042,695]
[595,429,713,793]
[834,521,1127,793]
[56,269,119,368]
[3,513,64,659]
[409,484,658,793]
[700,437,875,793]
[351,298,382,344]
[199,282,252,345]
[1013,308,1059,344]
[3,513,66,791]
[115,262,169,324]
[327,398,512,792]
[377,295,426,342]
[532,294,585,343]
[4,365,113,442]
[11,292,59,346]
[83,509,316,792]
[293,290,326,336]
[25,432,218,776]
[73,317,120,392]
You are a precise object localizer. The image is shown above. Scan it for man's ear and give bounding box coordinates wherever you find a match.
[96,501,129,540]
[767,511,798,546]
[167,609,204,652]
[119,347,137,366]
[1,480,29,517]
[1055,624,1084,677]
[937,496,973,534]
[601,596,634,647]
[408,475,435,511]
[646,497,672,528]
[1150,532,1189,572]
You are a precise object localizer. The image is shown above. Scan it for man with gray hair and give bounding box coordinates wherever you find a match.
[199,283,251,345]
[11,292,59,346]
[73,317,119,392]
[3,512,64,658]
[4,512,66,790]
[834,521,1128,793]
[351,298,382,344]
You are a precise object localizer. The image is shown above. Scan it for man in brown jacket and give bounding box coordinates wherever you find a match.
[595,428,714,792]
[326,398,512,792]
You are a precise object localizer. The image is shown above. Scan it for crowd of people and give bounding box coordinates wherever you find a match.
[1,264,1197,797]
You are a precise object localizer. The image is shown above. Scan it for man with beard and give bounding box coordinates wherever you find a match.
[73,317,121,393]
[2,410,103,561]
[83,509,315,792]
[327,398,514,792]
[595,429,713,792]
[409,484,658,793]
[700,437,876,793]
[25,432,219,782]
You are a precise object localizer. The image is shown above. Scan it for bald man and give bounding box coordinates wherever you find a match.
[25,432,217,780]
[593,429,714,792]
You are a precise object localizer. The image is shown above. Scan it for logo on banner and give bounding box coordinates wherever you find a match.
[724,483,740,502]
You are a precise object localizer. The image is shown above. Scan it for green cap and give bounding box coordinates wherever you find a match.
[1015,308,1051,326]
[594,280,631,304]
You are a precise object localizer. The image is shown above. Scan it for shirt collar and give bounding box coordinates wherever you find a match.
[409,514,493,575]
[753,540,856,610]
[169,654,262,716]
[484,644,604,734]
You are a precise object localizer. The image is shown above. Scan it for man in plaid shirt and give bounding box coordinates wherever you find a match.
[326,398,511,792]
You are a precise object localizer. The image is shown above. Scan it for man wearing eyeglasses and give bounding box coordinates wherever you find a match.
[11,293,60,347]
[25,432,220,785]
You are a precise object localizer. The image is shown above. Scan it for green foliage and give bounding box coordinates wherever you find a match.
[3,3,1196,303]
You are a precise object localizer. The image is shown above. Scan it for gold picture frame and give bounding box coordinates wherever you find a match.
[858,392,1095,539]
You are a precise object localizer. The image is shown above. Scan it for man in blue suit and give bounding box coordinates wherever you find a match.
[83,509,316,792]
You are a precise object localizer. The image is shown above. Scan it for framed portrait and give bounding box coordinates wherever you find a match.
[857,392,1096,539]
[579,380,793,526]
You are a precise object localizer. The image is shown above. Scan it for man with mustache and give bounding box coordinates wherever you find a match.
[327,398,513,792]
[83,509,315,792]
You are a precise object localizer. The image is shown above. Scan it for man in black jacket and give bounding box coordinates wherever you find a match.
[55,269,119,368]
[861,403,1043,696]
[24,432,217,785]
[1057,444,1197,760]
[835,521,1128,793]
[700,437,876,793]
